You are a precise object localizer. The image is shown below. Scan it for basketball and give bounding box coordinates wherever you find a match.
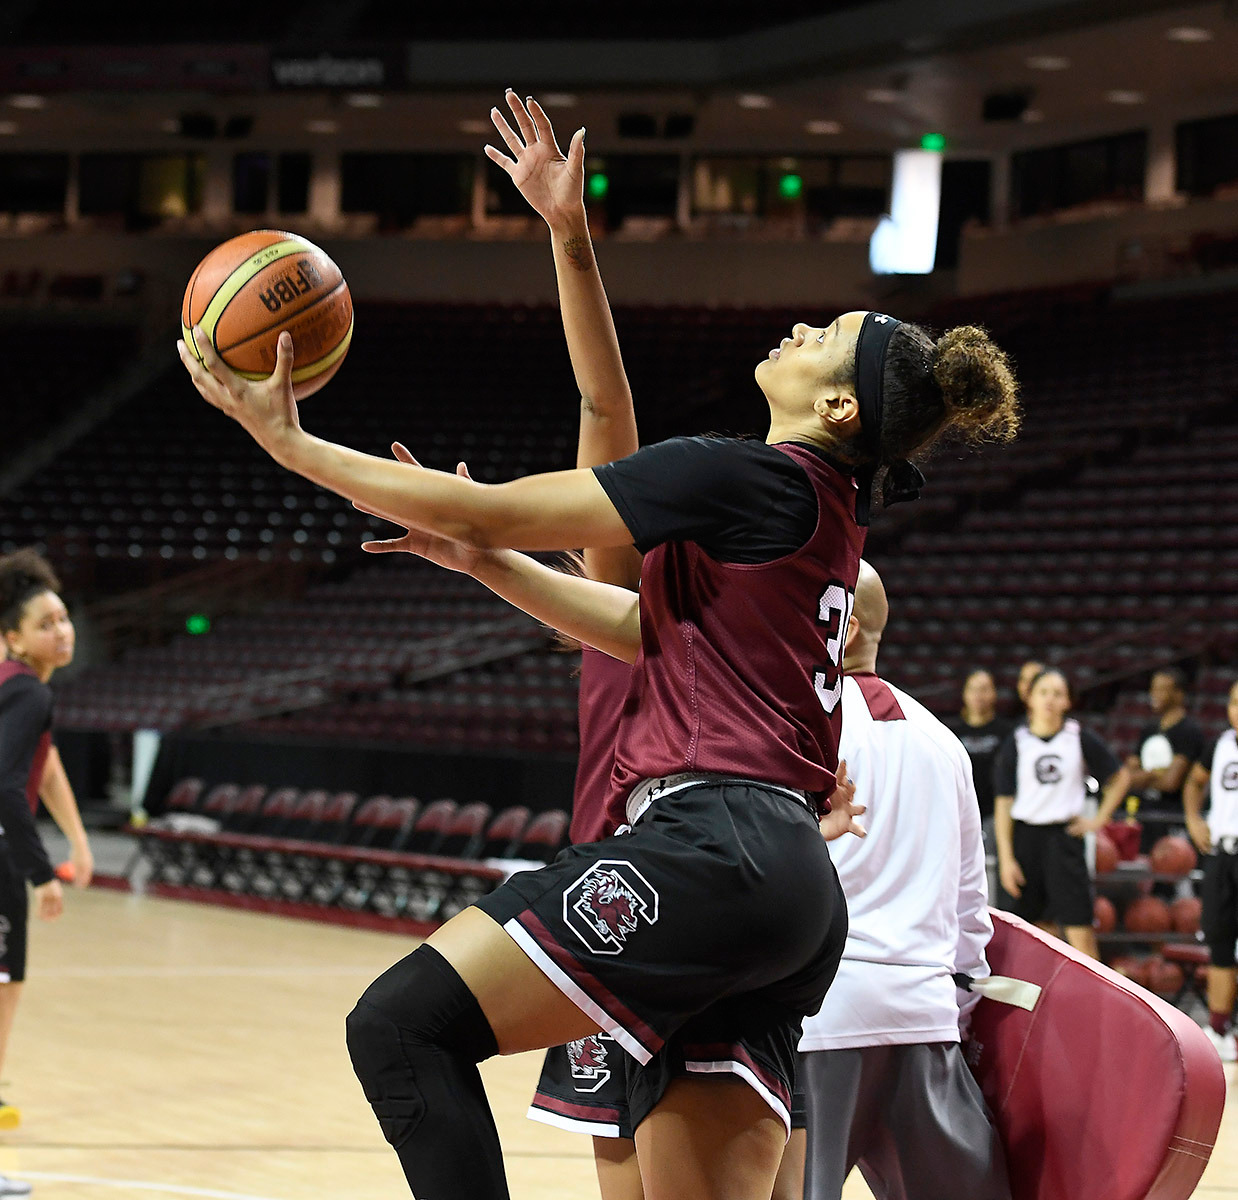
[1111,955,1153,990]
[1093,895,1117,933]
[1124,895,1173,934]
[1170,896,1203,935]
[1146,957,1185,997]
[1149,834,1197,878]
[181,229,353,401]
[1094,830,1119,875]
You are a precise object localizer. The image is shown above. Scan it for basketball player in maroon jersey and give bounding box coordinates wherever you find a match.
[179,87,1019,1200]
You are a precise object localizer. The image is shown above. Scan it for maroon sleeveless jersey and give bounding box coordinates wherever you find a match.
[571,646,632,844]
[607,444,865,815]
[0,659,52,813]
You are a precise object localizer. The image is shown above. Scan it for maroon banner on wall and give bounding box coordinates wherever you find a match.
[0,45,269,93]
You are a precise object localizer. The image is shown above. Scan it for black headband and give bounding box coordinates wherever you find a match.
[852,310,925,525]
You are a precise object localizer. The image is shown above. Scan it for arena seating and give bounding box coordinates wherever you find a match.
[8,285,1233,759]
[136,776,571,923]
[0,319,137,460]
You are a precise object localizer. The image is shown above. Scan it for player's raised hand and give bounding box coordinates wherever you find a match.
[177,327,303,462]
[359,446,485,575]
[486,90,586,229]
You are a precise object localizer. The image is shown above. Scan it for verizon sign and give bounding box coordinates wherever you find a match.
[271,53,390,88]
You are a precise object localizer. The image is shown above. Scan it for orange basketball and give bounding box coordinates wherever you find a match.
[1094,830,1119,875]
[1149,835,1197,878]
[1124,895,1172,934]
[1170,895,1202,934]
[182,229,353,401]
[1093,894,1117,932]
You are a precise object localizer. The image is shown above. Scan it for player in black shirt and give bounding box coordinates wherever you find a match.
[1125,668,1206,849]
[0,549,78,1163]
[945,669,1013,821]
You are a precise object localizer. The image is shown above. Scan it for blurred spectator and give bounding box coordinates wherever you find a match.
[1016,659,1045,712]
[946,669,1013,823]
[1125,668,1205,849]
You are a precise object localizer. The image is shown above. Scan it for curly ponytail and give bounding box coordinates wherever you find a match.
[0,548,61,633]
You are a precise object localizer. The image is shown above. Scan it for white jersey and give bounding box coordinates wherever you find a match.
[799,673,992,1052]
[1208,729,1238,840]
[1002,719,1111,825]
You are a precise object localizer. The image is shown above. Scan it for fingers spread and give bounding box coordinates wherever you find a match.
[490,107,524,156]
[527,97,561,154]
[484,144,516,174]
[506,89,538,143]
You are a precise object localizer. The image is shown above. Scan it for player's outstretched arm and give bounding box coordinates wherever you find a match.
[39,746,93,887]
[177,331,634,552]
[358,447,641,663]
[487,92,642,589]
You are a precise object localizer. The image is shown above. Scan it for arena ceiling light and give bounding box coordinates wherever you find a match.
[737,93,773,109]
[0,121,17,135]
[540,93,578,108]
[7,94,45,110]
[1026,55,1070,70]
[805,119,842,135]
[864,88,901,104]
[1105,89,1146,105]
[344,93,383,108]
[459,118,490,134]
[1021,108,1045,123]
[1166,26,1213,42]
[305,118,339,133]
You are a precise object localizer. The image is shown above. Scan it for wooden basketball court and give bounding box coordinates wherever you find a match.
[7,890,1235,1199]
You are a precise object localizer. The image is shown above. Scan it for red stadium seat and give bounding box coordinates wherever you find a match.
[518,809,570,863]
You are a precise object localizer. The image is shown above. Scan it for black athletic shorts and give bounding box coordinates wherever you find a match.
[0,843,28,983]
[1201,847,1238,968]
[1009,821,1093,928]
[477,778,847,1137]
[530,1040,810,1139]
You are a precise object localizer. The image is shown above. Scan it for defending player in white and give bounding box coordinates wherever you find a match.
[777,561,1011,1200]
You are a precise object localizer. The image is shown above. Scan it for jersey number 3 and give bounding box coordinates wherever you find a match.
[813,580,856,715]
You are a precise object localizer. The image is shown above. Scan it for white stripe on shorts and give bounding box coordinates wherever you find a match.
[502,917,652,1064]
[526,1105,623,1139]
[684,1058,792,1141]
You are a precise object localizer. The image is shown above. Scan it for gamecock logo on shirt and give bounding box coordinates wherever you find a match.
[564,860,659,955]
[1222,763,1238,791]
[567,1033,615,1092]
[1034,754,1063,784]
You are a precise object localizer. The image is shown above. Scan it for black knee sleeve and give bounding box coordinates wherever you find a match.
[346,944,508,1198]
[347,943,499,1147]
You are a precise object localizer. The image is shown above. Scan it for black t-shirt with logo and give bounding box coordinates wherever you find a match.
[1136,714,1206,811]
[945,715,1014,819]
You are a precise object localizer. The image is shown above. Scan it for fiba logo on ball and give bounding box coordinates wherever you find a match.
[1222,763,1238,791]
[567,1034,615,1092]
[564,860,659,955]
[1034,755,1063,784]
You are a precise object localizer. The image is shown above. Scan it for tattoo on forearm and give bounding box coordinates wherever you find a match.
[563,235,595,272]
[581,394,596,415]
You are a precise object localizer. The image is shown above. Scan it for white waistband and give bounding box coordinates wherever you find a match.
[624,771,811,827]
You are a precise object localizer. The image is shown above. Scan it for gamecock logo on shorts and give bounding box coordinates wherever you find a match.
[567,1033,615,1092]
[1034,754,1063,784]
[564,860,659,956]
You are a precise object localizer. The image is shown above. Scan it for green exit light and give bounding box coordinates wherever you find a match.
[587,173,609,200]
[920,132,947,152]
[778,172,804,200]
[185,613,211,635]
